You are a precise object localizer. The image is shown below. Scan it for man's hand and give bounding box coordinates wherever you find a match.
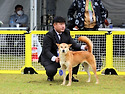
[81,45,88,51]
[85,45,88,50]
[55,57,60,63]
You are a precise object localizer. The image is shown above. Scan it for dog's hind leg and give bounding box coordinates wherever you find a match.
[84,62,91,83]
[90,60,99,84]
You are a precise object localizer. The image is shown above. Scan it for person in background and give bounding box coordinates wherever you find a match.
[104,9,112,28]
[6,5,28,55]
[9,4,28,27]
[39,16,87,81]
[67,0,107,71]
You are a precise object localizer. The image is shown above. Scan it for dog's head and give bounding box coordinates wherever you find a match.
[56,43,72,54]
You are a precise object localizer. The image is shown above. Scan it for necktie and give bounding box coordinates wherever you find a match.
[59,34,62,43]
[59,34,62,40]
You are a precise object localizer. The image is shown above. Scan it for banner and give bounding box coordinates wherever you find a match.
[32,34,42,62]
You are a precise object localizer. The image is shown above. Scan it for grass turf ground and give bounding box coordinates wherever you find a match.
[0,74,125,94]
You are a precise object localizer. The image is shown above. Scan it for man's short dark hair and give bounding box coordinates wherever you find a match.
[15,5,23,10]
[53,16,66,24]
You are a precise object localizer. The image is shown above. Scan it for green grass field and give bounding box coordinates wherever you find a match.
[0,74,125,94]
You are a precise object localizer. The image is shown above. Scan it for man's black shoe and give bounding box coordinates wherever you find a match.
[72,76,79,82]
[66,74,79,82]
[47,77,54,81]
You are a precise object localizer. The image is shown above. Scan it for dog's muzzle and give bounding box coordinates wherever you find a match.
[62,49,65,53]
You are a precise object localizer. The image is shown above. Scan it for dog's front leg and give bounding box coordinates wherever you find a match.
[61,66,66,85]
[67,66,72,86]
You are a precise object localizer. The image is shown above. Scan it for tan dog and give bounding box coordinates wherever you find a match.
[56,36,99,86]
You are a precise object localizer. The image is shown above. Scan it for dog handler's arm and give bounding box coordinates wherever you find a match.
[43,32,59,62]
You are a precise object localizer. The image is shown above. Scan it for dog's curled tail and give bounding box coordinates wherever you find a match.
[78,36,93,53]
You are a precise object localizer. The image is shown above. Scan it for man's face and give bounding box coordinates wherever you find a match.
[53,22,65,33]
[15,7,23,16]
[15,7,22,12]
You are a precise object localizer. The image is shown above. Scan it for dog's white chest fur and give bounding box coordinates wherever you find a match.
[60,54,69,68]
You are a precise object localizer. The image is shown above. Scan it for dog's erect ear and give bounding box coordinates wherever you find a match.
[56,43,60,47]
[68,44,72,47]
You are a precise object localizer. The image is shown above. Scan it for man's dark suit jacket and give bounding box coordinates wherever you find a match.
[40,28,81,66]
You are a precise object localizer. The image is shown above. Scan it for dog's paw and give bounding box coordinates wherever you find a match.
[61,84,65,85]
[67,83,71,86]
[95,81,99,84]
[86,80,90,83]
[61,82,65,85]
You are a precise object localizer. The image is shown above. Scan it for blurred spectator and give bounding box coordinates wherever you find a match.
[67,0,107,71]
[104,9,112,28]
[67,0,107,30]
[9,4,28,27]
[6,5,28,55]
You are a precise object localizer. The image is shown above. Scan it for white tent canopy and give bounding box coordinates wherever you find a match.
[0,0,125,30]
